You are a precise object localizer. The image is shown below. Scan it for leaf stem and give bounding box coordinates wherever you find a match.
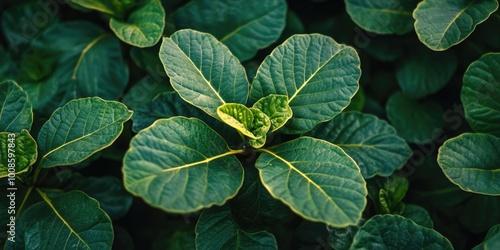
[17,186,33,215]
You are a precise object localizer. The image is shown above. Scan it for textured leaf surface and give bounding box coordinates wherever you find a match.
[0,130,37,177]
[256,137,367,226]
[123,117,244,213]
[195,205,277,250]
[110,0,165,47]
[386,92,444,144]
[0,80,33,132]
[173,0,287,61]
[18,191,113,249]
[462,53,500,137]
[307,112,411,178]
[345,0,417,35]
[350,215,453,249]
[217,103,270,140]
[252,94,292,132]
[438,133,500,195]
[37,97,132,168]
[413,0,499,51]
[160,29,249,119]
[250,34,360,134]
[70,0,135,17]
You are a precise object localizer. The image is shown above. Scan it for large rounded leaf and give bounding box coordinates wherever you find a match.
[250,34,361,134]
[413,0,499,51]
[306,112,412,178]
[37,97,132,169]
[159,29,249,119]
[0,80,32,132]
[462,53,500,137]
[123,117,244,213]
[350,214,453,249]
[438,133,500,195]
[173,0,287,61]
[256,137,367,227]
[345,0,417,35]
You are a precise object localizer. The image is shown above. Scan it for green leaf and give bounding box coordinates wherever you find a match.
[462,53,500,137]
[345,0,417,35]
[37,97,132,169]
[122,76,171,111]
[438,133,500,195]
[123,117,244,213]
[327,220,365,250]
[0,80,33,132]
[17,190,113,249]
[70,0,135,18]
[247,108,272,148]
[306,112,412,178]
[350,214,453,249]
[256,137,367,227]
[473,224,500,250]
[0,130,37,178]
[109,0,165,47]
[403,204,434,229]
[413,0,499,51]
[173,0,287,61]
[217,103,266,139]
[250,34,361,134]
[195,205,277,250]
[396,49,457,99]
[159,29,250,119]
[252,94,292,132]
[367,175,409,214]
[386,92,444,144]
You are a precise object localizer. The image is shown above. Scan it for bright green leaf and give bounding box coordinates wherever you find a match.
[0,80,33,132]
[252,94,292,132]
[0,129,37,178]
[307,112,412,178]
[217,103,260,139]
[173,0,287,61]
[159,29,250,119]
[195,205,277,250]
[473,224,500,250]
[256,137,367,227]
[350,214,453,249]
[247,108,272,148]
[438,133,500,196]
[123,117,244,213]
[70,0,135,18]
[37,97,132,169]
[250,34,360,134]
[403,204,434,229]
[462,53,500,137]
[109,0,165,47]
[413,0,499,51]
[345,0,417,35]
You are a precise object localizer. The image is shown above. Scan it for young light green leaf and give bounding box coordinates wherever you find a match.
[217,103,260,139]
[195,205,278,250]
[70,0,135,18]
[0,130,37,178]
[306,112,412,178]
[345,0,417,35]
[403,204,434,229]
[173,0,287,61]
[473,224,500,250]
[386,92,444,144]
[247,108,271,148]
[462,53,500,137]
[350,215,453,249]
[37,97,132,169]
[252,94,292,132]
[123,117,244,213]
[160,29,250,119]
[17,190,113,249]
[256,137,367,227]
[396,49,457,99]
[413,0,499,51]
[250,34,360,134]
[438,133,500,196]
[109,0,165,47]
[0,80,33,132]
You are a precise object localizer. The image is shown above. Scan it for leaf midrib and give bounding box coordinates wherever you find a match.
[436,0,476,47]
[162,149,244,172]
[72,34,108,80]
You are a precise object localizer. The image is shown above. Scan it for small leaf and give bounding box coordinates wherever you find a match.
[403,204,434,229]
[173,0,287,61]
[438,133,500,195]
[345,0,417,35]
[250,34,360,134]
[37,97,132,169]
[252,94,292,132]
[256,137,367,227]
[462,53,500,137]
[473,224,500,250]
[0,130,37,178]
[110,0,165,47]
[350,214,453,249]
[123,117,244,213]
[413,0,499,51]
[247,108,271,148]
[307,112,412,178]
[217,103,260,139]
[159,29,249,119]
[0,80,33,132]
[195,205,277,250]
